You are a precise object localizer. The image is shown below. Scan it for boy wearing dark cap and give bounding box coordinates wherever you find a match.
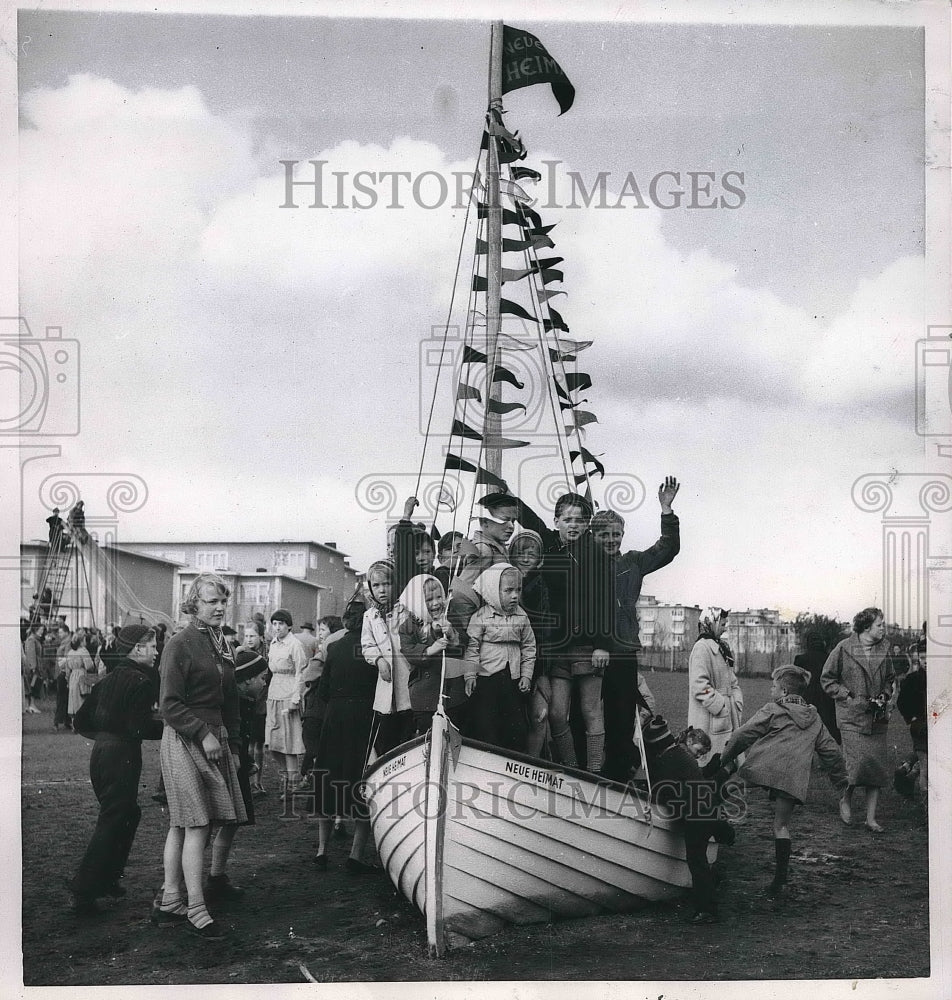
[715,664,847,896]
[468,492,521,577]
[68,625,163,914]
[642,714,734,924]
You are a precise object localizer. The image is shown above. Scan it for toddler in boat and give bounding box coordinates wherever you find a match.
[396,574,467,735]
[463,562,536,752]
[507,531,551,758]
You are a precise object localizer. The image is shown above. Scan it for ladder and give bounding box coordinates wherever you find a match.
[31,531,97,628]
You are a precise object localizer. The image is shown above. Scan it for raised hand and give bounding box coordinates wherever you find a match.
[658,476,680,513]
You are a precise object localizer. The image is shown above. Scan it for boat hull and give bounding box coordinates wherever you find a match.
[364,715,707,951]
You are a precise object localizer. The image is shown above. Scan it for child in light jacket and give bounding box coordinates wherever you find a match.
[715,664,847,897]
[361,559,413,755]
[464,563,536,752]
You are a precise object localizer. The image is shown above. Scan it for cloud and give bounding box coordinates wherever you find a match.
[17,74,924,615]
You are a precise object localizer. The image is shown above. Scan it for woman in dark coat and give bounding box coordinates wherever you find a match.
[821,607,895,832]
[794,633,840,743]
[312,598,379,874]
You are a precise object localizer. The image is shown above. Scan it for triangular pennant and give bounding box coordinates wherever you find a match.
[487,399,527,415]
[502,266,534,283]
[530,234,556,251]
[539,289,566,302]
[493,366,525,389]
[500,178,532,203]
[558,396,590,410]
[543,315,570,333]
[475,466,508,490]
[540,268,564,285]
[556,337,593,354]
[527,224,557,236]
[445,453,478,474]
[477,205,525,227]
[500,298,538,323]
[570,448,606,478]
[457,383,482,402]
[497,332,539,351]
[472,275,486,292]
[467,309,487,327]
[475,237,534,254]
[511,166,542,183]
[485,435,530,449]
[572,410,598,428]
[531,257,565,271]
[462,345,487,365]
[516,204,543,229]
[451,418,483,441]
[564,372,592,393]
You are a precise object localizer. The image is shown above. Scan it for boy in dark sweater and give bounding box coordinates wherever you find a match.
[68,624,163,914]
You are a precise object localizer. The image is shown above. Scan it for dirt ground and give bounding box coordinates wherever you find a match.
[21,671,929,985]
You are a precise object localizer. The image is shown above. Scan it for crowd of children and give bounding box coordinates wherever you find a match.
[43,483,929,935]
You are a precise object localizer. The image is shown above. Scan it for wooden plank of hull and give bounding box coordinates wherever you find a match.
[365,748,429,914]
[364,728,708,949]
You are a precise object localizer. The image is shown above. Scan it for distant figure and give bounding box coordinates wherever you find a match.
[794,633,840,744]
[897,643,927,798]
[821,607,895,833]
[38,587,53,621]
[68,500,89,544]
[46,508,67,549]
[688,608,743,765]
[295,622,319,662]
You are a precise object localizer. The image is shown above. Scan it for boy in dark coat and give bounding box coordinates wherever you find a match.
[642,715,735,924]
[715,665,847,896]
[68,624,163,914]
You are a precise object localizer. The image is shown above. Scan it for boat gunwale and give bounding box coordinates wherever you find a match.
[363,732,650,804]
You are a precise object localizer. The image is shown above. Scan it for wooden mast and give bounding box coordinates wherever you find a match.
[483,19,505,487]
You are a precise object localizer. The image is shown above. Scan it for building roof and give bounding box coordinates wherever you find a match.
[174,567,328,590]
[106,544,187,568]
[125,539,352,559]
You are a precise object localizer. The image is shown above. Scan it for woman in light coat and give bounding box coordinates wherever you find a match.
[820,607,894,832]
[688,607,743,764]
[66,632,97,721]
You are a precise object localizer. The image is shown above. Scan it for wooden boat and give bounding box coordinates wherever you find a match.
[362,21,712,955]
[364,711,710,955]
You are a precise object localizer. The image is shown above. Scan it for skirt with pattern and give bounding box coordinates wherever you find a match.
[842,727,889,787]
[160,725,248,828]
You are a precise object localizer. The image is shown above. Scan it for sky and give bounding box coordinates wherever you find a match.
[10,2,947,624]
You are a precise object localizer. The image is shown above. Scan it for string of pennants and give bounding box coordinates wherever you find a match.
[443,104,604,496]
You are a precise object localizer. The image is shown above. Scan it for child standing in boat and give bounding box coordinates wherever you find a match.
[463,563,536,752]
[361,559,413,754]
[507,530,552,757]
[397,574,467,735]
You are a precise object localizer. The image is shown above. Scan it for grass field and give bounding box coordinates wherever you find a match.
[21,669,929,984]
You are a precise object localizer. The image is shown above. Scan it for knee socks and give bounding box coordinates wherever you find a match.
[769,837,791,893]
[551,727,578,767]
[586,731,605,774]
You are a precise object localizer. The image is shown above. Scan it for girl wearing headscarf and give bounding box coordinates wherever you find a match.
[463,563,536,752]
[361,560,414,754]
[396,574,466,735]
[688,607,743,764]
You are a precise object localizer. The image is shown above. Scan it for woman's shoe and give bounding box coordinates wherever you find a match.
[150,904,187,927]
[313,854,328,871]
[186,919,225,940]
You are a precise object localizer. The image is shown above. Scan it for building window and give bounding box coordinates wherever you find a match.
[309,553,318,570]
[274,550,304,569]
[196,550,228,570]
[240,582,271,605]
[671,608,684,619]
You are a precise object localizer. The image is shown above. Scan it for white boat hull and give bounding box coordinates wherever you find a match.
[364,713,708,954]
